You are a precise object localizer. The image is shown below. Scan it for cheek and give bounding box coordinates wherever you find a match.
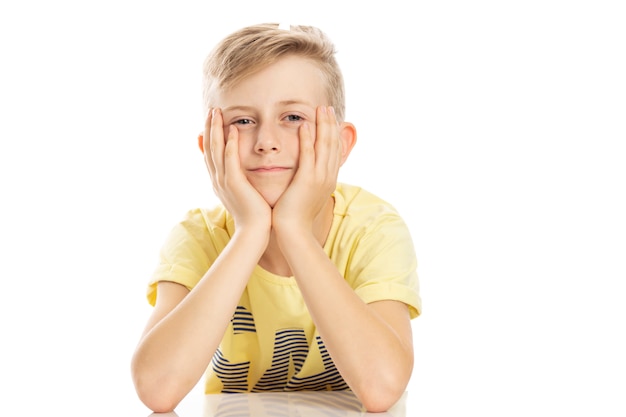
[286,132,301,158]
[234,130,256,156]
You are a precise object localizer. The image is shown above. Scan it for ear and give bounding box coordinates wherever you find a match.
[197,133,205,153]
[338,122,357,166]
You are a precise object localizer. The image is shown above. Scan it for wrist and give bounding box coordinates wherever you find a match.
[231,224,271,254]
[274,223,318,253]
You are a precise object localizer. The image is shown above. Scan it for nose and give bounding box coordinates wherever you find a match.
[254,123,281,154]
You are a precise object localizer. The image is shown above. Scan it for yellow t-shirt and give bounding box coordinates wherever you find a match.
[147,183,421,393]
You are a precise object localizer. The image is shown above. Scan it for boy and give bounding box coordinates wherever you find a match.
[131,23,421,413]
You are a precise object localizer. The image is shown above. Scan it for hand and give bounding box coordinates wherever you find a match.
[272,106,342,234]
[203,108,272,235]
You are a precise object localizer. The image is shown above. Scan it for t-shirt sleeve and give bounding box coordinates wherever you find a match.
[347,213,422,319]
[146,209,225,306]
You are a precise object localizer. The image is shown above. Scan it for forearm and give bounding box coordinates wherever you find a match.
[277,231,413,409]
[132,229,267,411]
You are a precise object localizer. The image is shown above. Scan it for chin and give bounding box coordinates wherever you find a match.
[263,193,281,208]
[259,188,285,208]
[249,179,290,208]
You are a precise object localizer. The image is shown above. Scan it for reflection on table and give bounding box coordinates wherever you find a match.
[150,391,407,417]
[204,391,406,417]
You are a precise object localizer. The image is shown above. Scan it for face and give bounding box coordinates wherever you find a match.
[213,55,329,207]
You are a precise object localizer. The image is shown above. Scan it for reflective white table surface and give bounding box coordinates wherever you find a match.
[148,391,410,417]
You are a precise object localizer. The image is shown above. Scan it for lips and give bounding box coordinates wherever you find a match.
[249,166,291,173]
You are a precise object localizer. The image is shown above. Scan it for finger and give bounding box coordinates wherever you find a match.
[210,108,226,182]
[223,124,242,185]
[203,109,217,179]
[313,106,328,169]
[328,106,343,167]
[314,106,341,178]
[296,121,315,178]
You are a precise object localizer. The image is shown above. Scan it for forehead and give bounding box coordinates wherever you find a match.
[212,55,329,108]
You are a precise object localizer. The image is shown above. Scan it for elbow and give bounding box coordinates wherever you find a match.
[131,359,183,413]
[133,374,183,413]
[142,398,178,414]
[357,385,406,413]
[352,365,412,412]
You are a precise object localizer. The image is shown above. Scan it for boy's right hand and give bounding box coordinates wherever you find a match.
[202,108,272,236]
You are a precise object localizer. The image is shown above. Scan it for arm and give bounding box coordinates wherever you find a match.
[131,109,271,413]
[275,232,414,412]
[272,106,414,412]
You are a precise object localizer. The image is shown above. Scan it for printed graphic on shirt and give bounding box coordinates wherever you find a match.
[211,306,349,393]
[231,305,255,334]
[211,348,250,393]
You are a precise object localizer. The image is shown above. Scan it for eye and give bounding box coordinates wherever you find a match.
[234,118,253,125]
[285,114,304,122]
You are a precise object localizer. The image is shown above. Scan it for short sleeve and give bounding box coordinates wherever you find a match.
[146,208,230,306]
[346,213,421,319]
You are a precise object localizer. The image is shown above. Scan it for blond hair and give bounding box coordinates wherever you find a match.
[202,23,346,122]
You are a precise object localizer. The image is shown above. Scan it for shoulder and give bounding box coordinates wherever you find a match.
[334,182,403,223]
[331,182,416,252]
[162,204,234,251]
[177,205,234,235]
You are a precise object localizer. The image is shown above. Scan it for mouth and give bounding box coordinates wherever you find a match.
[249,166,291,173]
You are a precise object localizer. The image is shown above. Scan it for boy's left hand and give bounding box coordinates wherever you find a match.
[272,106,342,233]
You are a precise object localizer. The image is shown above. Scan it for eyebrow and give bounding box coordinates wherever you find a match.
[278,99,315,107]
[222,100,315,112]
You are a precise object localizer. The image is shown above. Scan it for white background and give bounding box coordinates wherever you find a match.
[1,1,624,416]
